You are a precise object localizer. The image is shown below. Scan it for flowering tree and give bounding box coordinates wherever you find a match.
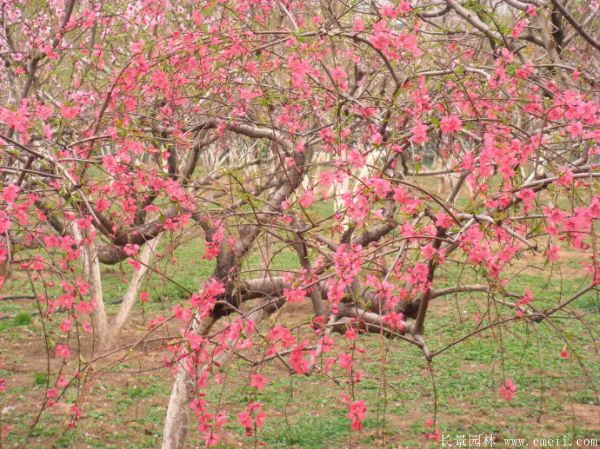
[0,0,599,447]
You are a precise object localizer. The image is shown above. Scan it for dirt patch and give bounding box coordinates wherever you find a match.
[564,403,600,427]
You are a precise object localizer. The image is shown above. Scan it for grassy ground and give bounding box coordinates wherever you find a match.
[0,209,599,448]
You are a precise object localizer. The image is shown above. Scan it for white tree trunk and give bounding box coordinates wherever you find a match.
[73,224,109,349]
[162,365,194,449]
[86,240,109,348]
[106,237,161,348]
[161,316,217,449]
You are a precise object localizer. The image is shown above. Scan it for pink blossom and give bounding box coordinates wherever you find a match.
[250,373,268,390]
[353,17,365,32]
[330,67,348,89]
[370,131,383,145]
[289,343,310,374]
[435,213,453,229]
[383,312,404,331]
[546,245,560,262]
[190,279,225,316]
[55,344,71,359]
[59,319,72,333]
[60,105,80,119]
[425,429,442,442]
[56,374,69,388]
[511,20,528,39]
[410,120,428,144]
[338,353,354,372]
[238,402,266,436]
[517,188,536,212]
[298,190,314,208]
[516,63,534,79]
[1,184,19,203]
[283,287,306,304]
[267,326,296,350]
[499,379,517,401]
[128,259,141,271]
[346,400,367,431]
[440,115,462,134]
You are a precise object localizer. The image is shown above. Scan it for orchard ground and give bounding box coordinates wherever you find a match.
[0,201,598,449]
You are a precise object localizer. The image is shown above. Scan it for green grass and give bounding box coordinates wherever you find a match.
[1,289,597,449]
[33,372,49,386]
[0,213,598,448]
[13,311,33,326]
[0,310,33,332]
[261,414,351,449]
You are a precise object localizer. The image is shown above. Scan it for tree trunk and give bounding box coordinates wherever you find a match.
[161,316,216,449]
[106,237,160,349]
[86,239,109,349]
[73,224,109,349]
[161,298,276,449]
[162,365,194,449]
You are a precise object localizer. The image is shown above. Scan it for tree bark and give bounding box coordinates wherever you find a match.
[161,316,216,449]
[73,224,109,349]
[106,237,161,349]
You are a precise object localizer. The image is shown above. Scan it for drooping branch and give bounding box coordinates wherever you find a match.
[161,295,286,449]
